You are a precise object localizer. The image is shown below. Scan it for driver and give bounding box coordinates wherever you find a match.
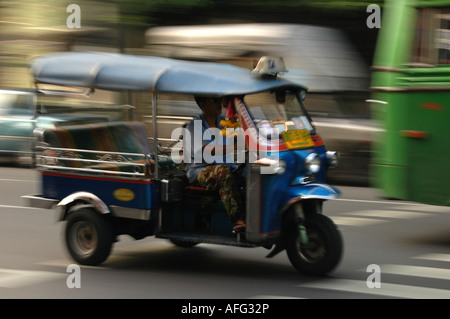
[184,96,246,233]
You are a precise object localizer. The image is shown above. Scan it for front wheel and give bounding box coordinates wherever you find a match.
[65,208,114,266]
[286,213,343,275]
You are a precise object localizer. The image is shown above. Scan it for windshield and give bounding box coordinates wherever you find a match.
[243,90,316,138]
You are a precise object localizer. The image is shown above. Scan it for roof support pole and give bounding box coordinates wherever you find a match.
[152,92,158,179]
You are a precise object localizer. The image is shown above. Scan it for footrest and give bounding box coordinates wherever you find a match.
[156,231,256,247]
[185,185,217,197]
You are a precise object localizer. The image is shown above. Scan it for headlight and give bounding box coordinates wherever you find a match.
[326,151,339,168]
[275,159,286,175]
[305,153,321,175]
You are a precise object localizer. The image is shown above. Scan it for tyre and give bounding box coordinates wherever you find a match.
[65,208,114,266]
[286,213,343,275]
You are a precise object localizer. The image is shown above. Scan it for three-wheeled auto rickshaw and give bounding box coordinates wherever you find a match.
[23,52,343,275]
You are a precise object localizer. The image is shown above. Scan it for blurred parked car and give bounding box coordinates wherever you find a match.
[0,88,119,166]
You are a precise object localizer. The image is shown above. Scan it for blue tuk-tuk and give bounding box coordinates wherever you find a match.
[23,52,342,275]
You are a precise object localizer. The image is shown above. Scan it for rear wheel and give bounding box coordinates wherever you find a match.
[65,208,114,266]
[286,213,343,275]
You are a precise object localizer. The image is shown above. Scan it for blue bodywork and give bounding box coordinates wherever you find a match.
[41,172,158,210]
[258,147,341,234]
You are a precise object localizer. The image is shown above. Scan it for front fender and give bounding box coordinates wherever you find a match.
[280,183,341,214]
[265,183,341,258]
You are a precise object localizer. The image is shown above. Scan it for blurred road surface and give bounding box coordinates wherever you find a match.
[0,167,449,300]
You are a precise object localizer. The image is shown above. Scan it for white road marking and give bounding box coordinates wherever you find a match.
[36,259,111,270]
[334,198,425,206]
[0,268,64,288]
[298,278,450,299]
[0,204,42,210]
[380,264,450,280]
[331,216,385,227]
[346,210,430,219]
[393,204,450,213]
[414,253,450,263]
[334,198,450,212]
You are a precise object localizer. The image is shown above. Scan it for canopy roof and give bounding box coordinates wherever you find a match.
[31,52,305,95]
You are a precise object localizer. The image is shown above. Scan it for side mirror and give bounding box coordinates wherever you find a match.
[300,90,306,101]
[122,104,135,121]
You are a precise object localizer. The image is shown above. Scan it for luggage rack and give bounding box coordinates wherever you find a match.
[36,145,150,178]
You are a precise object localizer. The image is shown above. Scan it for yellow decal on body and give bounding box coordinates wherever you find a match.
[113,188,135,201]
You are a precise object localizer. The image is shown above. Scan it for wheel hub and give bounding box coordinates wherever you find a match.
[299,230,326,262]
[70,221,98,257]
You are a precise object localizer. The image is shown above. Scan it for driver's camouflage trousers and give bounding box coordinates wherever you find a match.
[196,164,244,223]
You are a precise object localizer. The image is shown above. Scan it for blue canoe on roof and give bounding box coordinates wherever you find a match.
[31,52,306,95]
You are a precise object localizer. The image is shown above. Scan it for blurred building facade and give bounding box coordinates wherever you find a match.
[0,0,128,89]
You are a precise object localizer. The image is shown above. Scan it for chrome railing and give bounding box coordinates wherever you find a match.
[36,145,151,177]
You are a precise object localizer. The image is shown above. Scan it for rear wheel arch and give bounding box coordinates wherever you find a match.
[57,192,110,221]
